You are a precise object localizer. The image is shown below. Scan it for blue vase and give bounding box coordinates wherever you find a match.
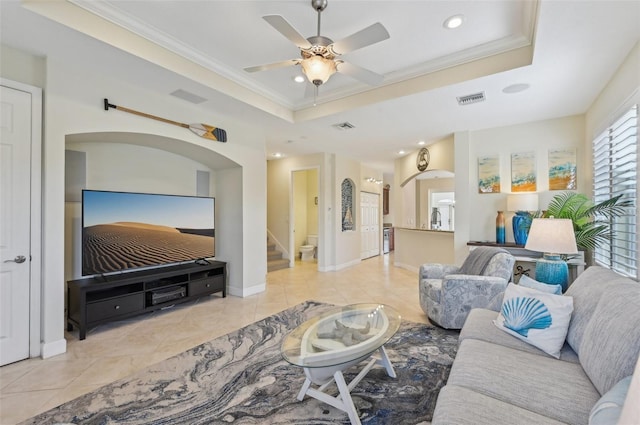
[496,211,505,244]
[513,211,532,245]
[535,254,569,291]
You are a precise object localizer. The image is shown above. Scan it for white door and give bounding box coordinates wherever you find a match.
[360,192,380,259]
[0,85,33,365]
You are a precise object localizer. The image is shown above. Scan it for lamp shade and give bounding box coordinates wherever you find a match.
[525,218,578,254]
[507,193,539,212]
[300,56,337,86]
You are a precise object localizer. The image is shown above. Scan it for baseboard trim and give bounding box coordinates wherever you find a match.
[393,262,419,274]
[228,283,266,297]
[320,258,361,272]
[41,338,67,359]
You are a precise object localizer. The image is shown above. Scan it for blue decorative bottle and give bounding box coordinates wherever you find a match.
[513,211,532,245]
[496,211,506,244]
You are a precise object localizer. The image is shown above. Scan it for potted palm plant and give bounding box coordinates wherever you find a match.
[542,192,631,250]
[523,192,632,265]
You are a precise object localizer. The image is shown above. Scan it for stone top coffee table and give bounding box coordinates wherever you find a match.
[281,303,402,425]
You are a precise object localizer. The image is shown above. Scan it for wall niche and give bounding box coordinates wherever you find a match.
[341,179,355,231]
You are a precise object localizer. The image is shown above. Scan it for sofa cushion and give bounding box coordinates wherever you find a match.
[588,376,632,425]
[460,308,580,363]
[494,283,574,358]
[447,339,600,425]
[432,385,566,425]
[579,283,640,395]
[519,274,562,295]
[565,266,631,355]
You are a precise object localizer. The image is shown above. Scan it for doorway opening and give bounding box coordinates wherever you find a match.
[290,168,319,268]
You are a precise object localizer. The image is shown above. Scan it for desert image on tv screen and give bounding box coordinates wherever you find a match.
[82,191,215,276]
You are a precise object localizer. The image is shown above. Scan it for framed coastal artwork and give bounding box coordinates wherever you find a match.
[478,155,500,193]
[548,148,577,190]
[511,152,537,192]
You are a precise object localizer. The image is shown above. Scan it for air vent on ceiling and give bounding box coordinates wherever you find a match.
[333,122,356,130]
[170,89,207,104]
[457,92,486,106]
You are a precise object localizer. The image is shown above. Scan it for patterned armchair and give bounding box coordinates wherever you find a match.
[419,247,515,329]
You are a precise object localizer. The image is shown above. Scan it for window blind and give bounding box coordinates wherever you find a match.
[592,104,638,278]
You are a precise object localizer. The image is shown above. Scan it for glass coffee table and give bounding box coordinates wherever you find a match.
[281,303,402,425]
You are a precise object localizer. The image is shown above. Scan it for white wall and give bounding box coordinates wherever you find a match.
[267,154,327,267]
[293,170,308,257]
[216,167,247,296]
[586,42,639,154]
[0,45,46,88]
[456,115,585,249]
[64,142,217,280]
[3,46,267,357]
[334,156,363,270]
[394,136,455,230]
[382,173,395,225]
[306,168,319,236]
[393,116,584,266]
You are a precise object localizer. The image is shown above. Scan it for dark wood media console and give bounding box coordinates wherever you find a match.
[67,260,227,340]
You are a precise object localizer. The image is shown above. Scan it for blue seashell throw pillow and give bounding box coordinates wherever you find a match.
[494,283,574,358]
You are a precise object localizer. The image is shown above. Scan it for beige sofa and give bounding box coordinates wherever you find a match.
[432,266,640,425]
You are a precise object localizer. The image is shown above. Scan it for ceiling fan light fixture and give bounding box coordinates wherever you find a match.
[301,55,337,86]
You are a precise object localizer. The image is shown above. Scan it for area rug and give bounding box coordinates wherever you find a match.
[23,301,459,425]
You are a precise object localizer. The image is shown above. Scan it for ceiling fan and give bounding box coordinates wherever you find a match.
[244,0,390,88]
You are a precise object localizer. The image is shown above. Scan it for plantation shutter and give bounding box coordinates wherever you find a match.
[592,104,638,278]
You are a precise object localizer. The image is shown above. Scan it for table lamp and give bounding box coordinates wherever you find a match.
[524,218,578,291]
[507,193,539,245]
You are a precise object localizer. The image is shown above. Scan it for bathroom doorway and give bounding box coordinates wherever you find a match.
[290,168,319,268]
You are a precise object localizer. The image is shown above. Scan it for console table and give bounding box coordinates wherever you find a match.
[67,261,226,340]
[467,242,585,285]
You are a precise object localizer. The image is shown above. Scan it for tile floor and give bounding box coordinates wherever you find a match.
[0,254,429,424]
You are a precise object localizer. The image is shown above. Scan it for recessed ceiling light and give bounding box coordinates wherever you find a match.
[273,153,283,158]
[418,140,426,146]
[444,14,465,29]
[293,75,305,83]
[398,150,405,155]
[502,83,531,94]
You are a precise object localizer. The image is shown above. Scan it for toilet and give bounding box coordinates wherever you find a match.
[300,235,318,261]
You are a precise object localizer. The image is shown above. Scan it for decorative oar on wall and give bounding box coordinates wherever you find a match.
[104,98,227,143]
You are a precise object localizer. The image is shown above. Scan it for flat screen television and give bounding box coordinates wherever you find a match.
[82,190,215,276]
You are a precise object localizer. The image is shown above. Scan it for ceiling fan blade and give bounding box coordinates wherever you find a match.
[330,23,390,55]
[263,15,312,49]
[338,61,384,86]
[244,59,300,73]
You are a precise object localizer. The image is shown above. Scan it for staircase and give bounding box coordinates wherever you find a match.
[267,238,289,272]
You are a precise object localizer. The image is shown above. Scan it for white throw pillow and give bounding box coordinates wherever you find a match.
[518,274,563,295]
[494,283,574,358]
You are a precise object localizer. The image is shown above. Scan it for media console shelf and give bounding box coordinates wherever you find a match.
[67,260,227,340]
